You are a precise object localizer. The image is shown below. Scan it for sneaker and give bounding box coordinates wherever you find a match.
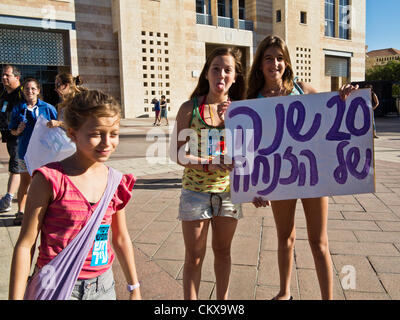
[0,195,12,212]
[13,212,24,226]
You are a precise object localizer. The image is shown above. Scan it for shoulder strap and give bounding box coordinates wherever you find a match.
[293,77,305,95]
[189,97,198,127]
[24,167,123,300]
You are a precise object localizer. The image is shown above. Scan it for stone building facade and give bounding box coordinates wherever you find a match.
[0,0,365,117]
[366,48,400,71]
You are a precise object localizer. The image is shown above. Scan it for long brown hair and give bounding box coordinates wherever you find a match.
[247,35,294,99]
[190,47,246,101]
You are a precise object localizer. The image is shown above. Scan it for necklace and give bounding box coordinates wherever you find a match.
[208,104,214,127]
[262,86,286,97]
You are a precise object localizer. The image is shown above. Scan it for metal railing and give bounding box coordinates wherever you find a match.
[196,13,212,26]
[239,19,254,31]
[196,13,254,31]
[217,16,234,28]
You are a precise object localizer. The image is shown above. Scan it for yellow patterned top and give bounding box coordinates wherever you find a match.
[182,97,230,193]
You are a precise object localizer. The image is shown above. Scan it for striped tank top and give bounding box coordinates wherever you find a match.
[182,96,230,193]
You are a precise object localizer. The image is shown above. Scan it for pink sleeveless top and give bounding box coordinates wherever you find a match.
[34,162,135,280]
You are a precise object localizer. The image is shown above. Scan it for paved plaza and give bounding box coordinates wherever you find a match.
[1,116,400,300]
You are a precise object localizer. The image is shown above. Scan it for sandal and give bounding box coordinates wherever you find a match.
[13,212,24,226]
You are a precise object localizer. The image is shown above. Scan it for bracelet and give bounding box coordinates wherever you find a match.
[127,282,140,292]
[202,164,209,172]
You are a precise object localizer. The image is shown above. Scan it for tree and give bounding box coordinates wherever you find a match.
[366,60,400,82]
[366,61,400,97]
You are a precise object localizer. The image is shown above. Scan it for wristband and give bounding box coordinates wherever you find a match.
[203,164,209,172]
[127,282,140,292]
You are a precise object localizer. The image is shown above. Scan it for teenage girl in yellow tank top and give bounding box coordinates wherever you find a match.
[171,47,246,300]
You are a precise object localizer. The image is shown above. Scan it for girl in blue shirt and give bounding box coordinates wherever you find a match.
[9,78,57,225]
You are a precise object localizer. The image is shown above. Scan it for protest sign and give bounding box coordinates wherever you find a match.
[24,115,76,176]
[224,89,375,204]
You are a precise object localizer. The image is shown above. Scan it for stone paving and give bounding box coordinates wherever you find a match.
[1,116,400,300]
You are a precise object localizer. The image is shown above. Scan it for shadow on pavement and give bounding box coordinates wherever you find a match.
[135,178,182,190]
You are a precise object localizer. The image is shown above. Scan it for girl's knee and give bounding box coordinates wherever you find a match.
[212,244,231,260]
[308,239,329,258]
[277,235,296,251]
[185,249,206,267]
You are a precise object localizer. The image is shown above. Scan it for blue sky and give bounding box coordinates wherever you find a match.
[366,0,400,51]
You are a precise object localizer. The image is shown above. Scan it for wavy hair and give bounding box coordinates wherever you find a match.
[61,89,121,130]
[247,35,294,99]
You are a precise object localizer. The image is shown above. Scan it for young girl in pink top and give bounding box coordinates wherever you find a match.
[9,89,141,300]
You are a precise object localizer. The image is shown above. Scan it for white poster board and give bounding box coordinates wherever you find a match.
[225,89,375,204]
[24,115,76,176]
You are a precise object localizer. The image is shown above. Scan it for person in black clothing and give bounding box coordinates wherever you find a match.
[0,65,23,213]
[160,95,169,126]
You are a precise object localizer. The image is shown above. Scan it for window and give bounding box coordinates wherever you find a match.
[239,0,245,20]
[300,11,307,24]
[325,0,335,37]
[196,0,205,14]
[339,0,350,39]
[276,10,282,23]
[218,0,225,16]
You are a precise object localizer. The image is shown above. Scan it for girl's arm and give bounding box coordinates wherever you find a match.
[46,120,64,129]
[111,209,142,300]
[372,92,379,109]
[9,172,51,299]
[171,99,233,172]
[11,122,25,136]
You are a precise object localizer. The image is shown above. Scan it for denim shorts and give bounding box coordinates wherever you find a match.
[178,188,243,221]
[70,268,116,300]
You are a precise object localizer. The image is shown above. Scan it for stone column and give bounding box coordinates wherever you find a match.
[232,0,239,28]
[210,0,218,26]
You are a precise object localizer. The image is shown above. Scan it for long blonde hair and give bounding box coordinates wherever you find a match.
[247,35,294,99]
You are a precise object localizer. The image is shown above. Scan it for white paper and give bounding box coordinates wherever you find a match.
[24,115,76,176]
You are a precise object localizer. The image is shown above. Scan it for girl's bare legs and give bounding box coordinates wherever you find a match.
[270,199,297,300]
[302,197,333,300]
[182,219,210,300]
[211,216,238,300]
